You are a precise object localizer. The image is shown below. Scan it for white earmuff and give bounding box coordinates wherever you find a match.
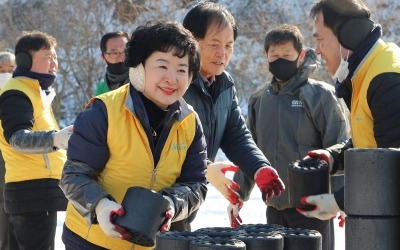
[129,63,145,92]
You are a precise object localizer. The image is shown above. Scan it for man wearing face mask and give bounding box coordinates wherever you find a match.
[0,51,16,250]
[95,31,130,96]
[297,0,400,224]
[228,24,350,250]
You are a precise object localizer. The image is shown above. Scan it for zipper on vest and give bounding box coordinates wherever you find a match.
[150,168,157,189]
[43,153,51,170]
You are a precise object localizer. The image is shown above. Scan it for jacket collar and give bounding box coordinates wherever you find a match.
[191,71,234,96]
[125,83,181,126]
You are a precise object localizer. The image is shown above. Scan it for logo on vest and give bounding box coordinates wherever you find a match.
[172,143,187,151]
[291,100,303,108]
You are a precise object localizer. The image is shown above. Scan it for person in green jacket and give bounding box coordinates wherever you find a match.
[95,31,130,95]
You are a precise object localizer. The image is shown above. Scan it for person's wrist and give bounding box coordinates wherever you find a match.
[254,165,276,180]
[254,166,266,180]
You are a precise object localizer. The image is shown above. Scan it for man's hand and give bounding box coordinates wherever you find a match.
[227,200,243,228]
[296,193,342,222]
[160,196,175,232]
[95,198,131,239]
[254,166,285,202]
[305,149,333,171]
[53,125,73,150]
[206,162,240,204]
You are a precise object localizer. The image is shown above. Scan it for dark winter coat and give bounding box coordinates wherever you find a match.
[183,72,270,180]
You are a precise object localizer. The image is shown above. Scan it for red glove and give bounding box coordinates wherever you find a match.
[206,162,240,204]
[306,149,333,171]
[338,211,346,228]
[254,166,285,202]
[160,208,174,232]
[160,196,175,232]
[227,200,243,228]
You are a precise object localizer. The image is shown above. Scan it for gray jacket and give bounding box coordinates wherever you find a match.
[234,50,350,209]
[184,72,270,180]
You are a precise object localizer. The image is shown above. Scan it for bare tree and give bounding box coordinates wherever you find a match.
[0,0,399,124]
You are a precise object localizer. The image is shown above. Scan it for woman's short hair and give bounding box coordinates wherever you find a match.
[125,20,200,79]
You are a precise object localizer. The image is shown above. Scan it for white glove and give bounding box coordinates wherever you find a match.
[206,162,240,204]
[95,198,125,238]
[53,125,73,150]
[227,200,243,228]
[304,149,334,171]
[296,193,341,221]
[160,196,175,232]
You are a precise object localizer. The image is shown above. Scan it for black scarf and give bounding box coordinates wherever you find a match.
[13,66,56,94]
[335,24,382,108]
[105,69,129,91]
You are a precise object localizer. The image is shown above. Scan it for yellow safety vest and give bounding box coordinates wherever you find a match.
[65,85,197,250]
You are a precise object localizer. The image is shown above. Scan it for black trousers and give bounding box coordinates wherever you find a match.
[8,211,56,250]
[0,160,10,250]
[0,208,9,250]
[267,206,334,250]
[0,196,9,250]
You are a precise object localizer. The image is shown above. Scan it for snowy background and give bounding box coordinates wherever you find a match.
[55,175,345,249]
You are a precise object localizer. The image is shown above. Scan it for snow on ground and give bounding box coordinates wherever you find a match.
[55,183,345,249]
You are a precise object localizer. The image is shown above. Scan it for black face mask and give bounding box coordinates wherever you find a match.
[106,61,128,75]
[268,55,299,81]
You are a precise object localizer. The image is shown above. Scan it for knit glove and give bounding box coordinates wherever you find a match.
[338,211,347,227]
[296,194,344,226]
[160,196,175,232]
[254,166,285,202]
[305,149,334,171]
[227,200,243,228]
[53,125,73,150]
[95,198,131,239]
[206,162,240,204]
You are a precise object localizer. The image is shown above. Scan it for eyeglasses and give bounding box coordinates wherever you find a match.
[105,51,125,59]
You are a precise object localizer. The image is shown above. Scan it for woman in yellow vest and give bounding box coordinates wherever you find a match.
[59,20,207,250]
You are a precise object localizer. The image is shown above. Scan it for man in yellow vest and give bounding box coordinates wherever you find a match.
[0,31,73,249]
[297,0,400,223]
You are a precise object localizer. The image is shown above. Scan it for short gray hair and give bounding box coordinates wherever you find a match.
[0,51,16,65]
